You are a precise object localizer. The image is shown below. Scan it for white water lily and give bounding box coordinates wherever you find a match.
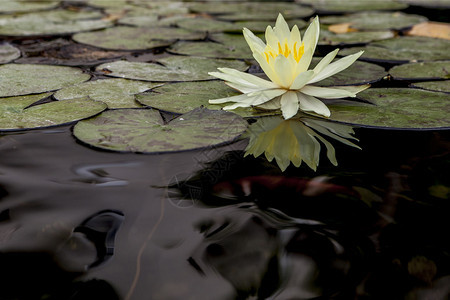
[209,14,368,119]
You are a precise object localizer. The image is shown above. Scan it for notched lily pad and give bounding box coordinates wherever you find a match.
[340,36,450,63]
[328,88,450,129]
[0,93,107,131]
[0,64,90,98]
[73,26,206,51]
[136,81,280,118]
[0,0,59,13]
[0,44,21,64]
[319,30,395,46]
[297,0,408,13]
[321,12,427,31]
[96,56,248,82]
[410,81,450,93]
[0,9,112,37]
[389,61,450,80]
[73,108,248,153]
[54,79,159,108]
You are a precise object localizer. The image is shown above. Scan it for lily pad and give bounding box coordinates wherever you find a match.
[0,9,112,37]
[117,15,159,27]
[96,56,248,82]
[321,12,427,31]
[339,36,450,63]
[54,79,159,108]
[410,81,450,93]
[0,93,107,131]
[389,61,450,80]
[319,30,395,46]
[136,81,280,118]
[0,0,59,13]
[311,59,387,86]
[0,64,90,98]
[188,2,314,20]
[0,44,21,64]
[297,0,408,13]
[169,33,253,59]
[73,26,206,51]
[327,88,450,129]
[73,108,248,153]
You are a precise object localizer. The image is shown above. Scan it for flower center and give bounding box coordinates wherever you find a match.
[264,41,304,63]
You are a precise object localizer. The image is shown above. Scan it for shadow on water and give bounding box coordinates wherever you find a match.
[1,125,448,299]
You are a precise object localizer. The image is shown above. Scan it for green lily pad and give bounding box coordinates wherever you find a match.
[73,108,248,153]
[0,93,107,131]
[117,15,159,27]
[0,0,59,13]
[232,19,307,33]
[297,0,408,13]
[54,79,159,108]
[136,81,280,118]
[339,36,450,63]
[0,44,21,64]
[0,9,112,37]
[96,56,248,82]
[0,64,90,98]
[389,61,450,80]
[319,30,395,46]
[321,12,427,31]
[73,26,205,51]
[169,33,253,59]
[327,88,450,129]
[410,81,450,93]
[86,0,128,8]
[188,2,314,20]
[311,59,387,86]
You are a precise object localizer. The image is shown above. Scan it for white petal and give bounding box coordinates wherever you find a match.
[274,13,290,42]
[302,16,320,58]
[217,67,278,89]
[265,26,279,51]
[297,92,331,117]
[209,93,251,104]
[294,47,313,76]
[290,70,314,90]
[301,85,355,99]
[256,96,281,110]
[331,84,370,94]
[208,71,259,89]
[248,89,286,105]
[280,91,299,119]
[225,82,264,93]
[289,25,302,46]
[308,51,364,84]
[253,52,282,86]
[274,55,294,88]
[243,28,266,53]
[312,49,339,76]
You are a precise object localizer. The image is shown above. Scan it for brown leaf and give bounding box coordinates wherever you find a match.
[407,21,450,40]
[328,22,358,34]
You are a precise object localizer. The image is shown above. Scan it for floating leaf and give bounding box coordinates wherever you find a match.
[406,22,450,40]
[96,56,248,82]
[389,61,450,80]
[0,64,90,98]
[136,81,279,118]
[188,2,314,20]
[327,88,450,129]
[54,79,159,108]
[73,108,248,153]
[310,59,387,86]
[73,26,206,51]
[321,12,427,31]
[410,81,450,93]
[339,36,450,63]
[0,93,107,131]
[0,0,59,13]
[0,44,21,64]
[0,9,112,37]
[296,0,407,13]
[319,30,395,46]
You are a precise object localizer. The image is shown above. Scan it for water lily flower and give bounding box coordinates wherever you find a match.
[209,14,368,119]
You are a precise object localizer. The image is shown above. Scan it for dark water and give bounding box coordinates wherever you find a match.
[0,126,449,299]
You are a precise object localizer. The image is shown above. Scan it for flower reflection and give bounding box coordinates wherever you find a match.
[244,115,360,171]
